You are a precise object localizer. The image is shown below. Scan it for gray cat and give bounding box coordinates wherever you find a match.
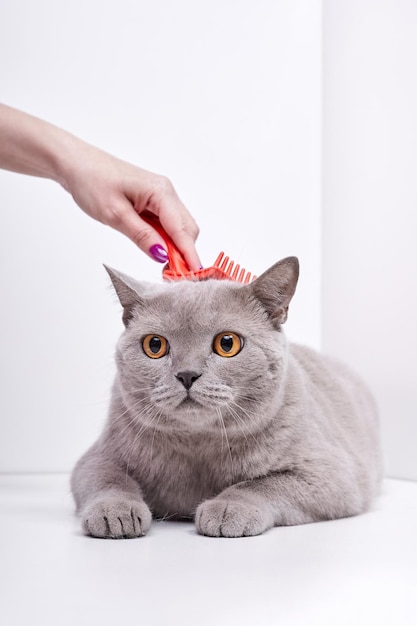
[71,257,381,538]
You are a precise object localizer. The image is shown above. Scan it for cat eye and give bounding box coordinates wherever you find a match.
[213,332,243,358]
[142,335,169,359]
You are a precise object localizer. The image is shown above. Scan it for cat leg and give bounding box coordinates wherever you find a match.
[71,443,152,539]
[195,469,365,538]
[195,489,275,538]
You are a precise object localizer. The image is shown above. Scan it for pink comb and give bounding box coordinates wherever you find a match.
[142,212,256,283]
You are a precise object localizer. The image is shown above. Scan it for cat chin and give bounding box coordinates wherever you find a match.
[177,396,204,410]
[143,411,221,434]
[153,389,233,412]
[163,398,230,429]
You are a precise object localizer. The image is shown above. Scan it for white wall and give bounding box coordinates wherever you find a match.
[323,1,417,479]
[0,1,322,472]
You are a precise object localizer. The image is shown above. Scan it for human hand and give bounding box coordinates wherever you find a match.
[0,104,200,268]
[61,145,201,270]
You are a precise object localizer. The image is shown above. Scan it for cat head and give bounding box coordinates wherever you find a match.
[106,258,299,431]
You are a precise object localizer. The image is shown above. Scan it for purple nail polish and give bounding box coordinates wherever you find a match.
[150,244,169,263]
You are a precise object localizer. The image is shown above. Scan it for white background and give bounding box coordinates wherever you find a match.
[322,0,417,480]
[0,0,415,480]
[0,0,322,472]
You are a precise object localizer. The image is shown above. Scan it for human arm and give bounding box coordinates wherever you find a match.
[0,104,201,269]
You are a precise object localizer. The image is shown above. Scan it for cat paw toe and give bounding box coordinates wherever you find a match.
[81,497,152,539]
[195,498,272,538]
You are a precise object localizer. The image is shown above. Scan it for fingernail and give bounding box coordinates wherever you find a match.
[150,244,169,263]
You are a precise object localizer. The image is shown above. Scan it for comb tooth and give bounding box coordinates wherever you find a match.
[231,264,240,280]
[220,255,229,271]
[208,252,255,283]
[213,252,225,268]
[225,259,235,276]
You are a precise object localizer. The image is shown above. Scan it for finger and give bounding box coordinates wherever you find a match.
[107,200,169,263]
[126,172,202,270]
[167,227,202,271]
[153,200,202,271]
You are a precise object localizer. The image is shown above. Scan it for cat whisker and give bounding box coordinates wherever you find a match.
[149,409,164,464]
[109,385,156,403]
[225,408,252,446]
[156,512,176,522]
[111,397,157,439]
[106,394,165,461]
[226,402,260,446]
[124,406,163,477]
[229,399,257,421]
[215,407,234,478]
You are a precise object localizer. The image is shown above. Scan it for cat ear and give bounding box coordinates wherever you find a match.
[104,265,143,327]
[247,257,299,326]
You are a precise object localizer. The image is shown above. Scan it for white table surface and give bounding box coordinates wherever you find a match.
[0,475,416,626]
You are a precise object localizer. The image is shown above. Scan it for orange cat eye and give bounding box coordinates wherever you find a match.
[142,335,169,359]
[213,332,243,358]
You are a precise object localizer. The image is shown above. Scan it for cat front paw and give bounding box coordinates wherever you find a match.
[195,496,273,538]
[81,496,152,539]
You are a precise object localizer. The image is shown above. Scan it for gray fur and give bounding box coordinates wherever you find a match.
[71,257,381,538]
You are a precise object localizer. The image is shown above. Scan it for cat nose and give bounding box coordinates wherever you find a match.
[175,371,201,391]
